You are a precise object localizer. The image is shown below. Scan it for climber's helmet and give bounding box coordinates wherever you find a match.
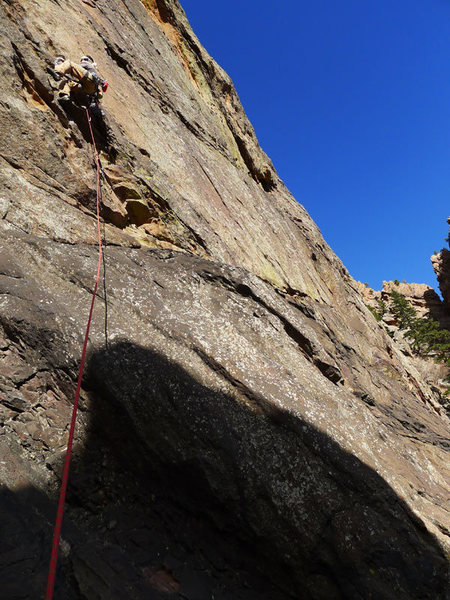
[80,55,96,67]
[54,56,65,66]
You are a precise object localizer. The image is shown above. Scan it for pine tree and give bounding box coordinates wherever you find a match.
[365,289,450,395]
[388,291,450,381]
[377,298,387,318]
[389,290,417,331]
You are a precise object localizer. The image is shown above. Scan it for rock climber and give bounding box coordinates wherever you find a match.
[51,55,108,106]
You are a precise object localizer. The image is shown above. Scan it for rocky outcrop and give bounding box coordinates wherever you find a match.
[357,280,450,397]
[382,281,445,321]
[432,218,450,312]
[358,280,450,326]
[433,249,450,310]
[1,1,449,599]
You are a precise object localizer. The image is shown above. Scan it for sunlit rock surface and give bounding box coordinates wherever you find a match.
[0,1,449,598]
[432,218,450,314]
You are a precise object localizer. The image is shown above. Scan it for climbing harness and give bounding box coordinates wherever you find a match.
[48,65,108,105]
[44,107,103,600]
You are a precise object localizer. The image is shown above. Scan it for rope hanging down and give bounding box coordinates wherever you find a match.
[45,107,103,600]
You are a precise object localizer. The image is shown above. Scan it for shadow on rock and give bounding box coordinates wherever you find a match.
[58,99,111,154]
[1,340,448,600]
[80,341,448,600]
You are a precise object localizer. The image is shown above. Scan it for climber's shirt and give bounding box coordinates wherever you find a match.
[54,60,97,96]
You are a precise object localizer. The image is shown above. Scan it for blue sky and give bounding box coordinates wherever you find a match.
[181,0,450,291]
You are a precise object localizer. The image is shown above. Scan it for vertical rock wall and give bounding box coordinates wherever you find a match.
[432,217,450,312]
[0,1,449,598]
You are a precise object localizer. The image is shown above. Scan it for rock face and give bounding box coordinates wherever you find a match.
[432,218,450,312]
[358,280,450,327]
[433,249,450,310]
[357,281,450,399]
[382,281,446,321]
[0,2,449,599]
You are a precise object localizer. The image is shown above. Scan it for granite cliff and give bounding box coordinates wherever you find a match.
[432,217,450,313]
[0,1,449,599]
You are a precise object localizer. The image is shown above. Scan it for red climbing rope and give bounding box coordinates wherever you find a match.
[45,107,103,600]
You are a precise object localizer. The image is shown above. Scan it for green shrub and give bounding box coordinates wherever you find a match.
[377,299,387,318]
[368,306,382,321]
[367,298,387,322]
